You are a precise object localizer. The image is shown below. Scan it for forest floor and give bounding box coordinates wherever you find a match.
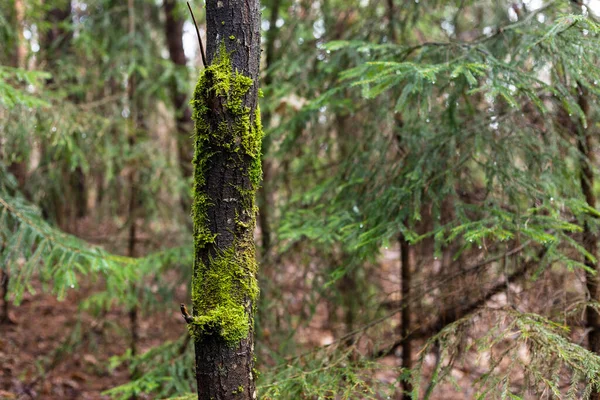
[0,215,188,400]
[0,250,198,400]
[0,282,184,399]
[1,253,406,400]
[0,215,534,400]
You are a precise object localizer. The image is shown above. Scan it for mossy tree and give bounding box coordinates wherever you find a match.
[187,1,262,399]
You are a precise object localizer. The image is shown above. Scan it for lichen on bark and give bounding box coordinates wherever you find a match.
[189,43,263,345]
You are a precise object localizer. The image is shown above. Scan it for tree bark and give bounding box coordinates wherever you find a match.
[126,1,140,389]
[1,0,27,325]
[399,233,412,400]
[578,85,600,400]
[257,0,281,256]
[0,266,12,324]
[7,0,27,190]
[189,1,262,399]
[163,0,194,187]
[386,0,398,43]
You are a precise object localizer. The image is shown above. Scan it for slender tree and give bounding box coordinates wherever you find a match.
[0,0,26,326]
[164,0,194,186]
[578,86,600,400]
[125,0,141,386]
[185,1,262,399]
[399,232,411,399]
[257,0,282,257]
[40,0,90,228]
[6,0,27,188]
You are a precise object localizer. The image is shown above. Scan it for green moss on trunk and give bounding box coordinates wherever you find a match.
[189,44,263,345]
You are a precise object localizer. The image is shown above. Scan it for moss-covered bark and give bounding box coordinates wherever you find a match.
[190,44,262,345]
[189,0,262,398]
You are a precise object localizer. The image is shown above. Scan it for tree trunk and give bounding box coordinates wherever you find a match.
[13,0,26,69]
[578,86,600,400]
[257,0,281,257]
[1,0,27,325]
[163,0,194,194]
[188,1,262,399]
[41,1,87,229]
[7,0,27,190]
[126,0,140,390]
[399,233,412,400]
[72,166,88,220]
[387,5,412,395]
[43,2,72,84]
[0,267,12,324]
[386,0,397,43]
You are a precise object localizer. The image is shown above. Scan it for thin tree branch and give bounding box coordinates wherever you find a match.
[372,246,547,359]
[187,2,207,68]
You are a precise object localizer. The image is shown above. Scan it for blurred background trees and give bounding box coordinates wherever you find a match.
[2,0,600,399]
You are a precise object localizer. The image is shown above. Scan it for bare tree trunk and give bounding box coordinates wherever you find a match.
[43,3,72,83]
[188,1,262,399]
[0,267,12,324]
[399,233,412,400]
[257,0,281,257]
[14,0,26,68]
[386,0,397,43]
[126,1,140,392]
[41,1,86,229]
[1,0,27,325]
[386,5,412,396]
[163,0,194,208]
[578,85,600,400]
[7,0,27,190]
[72,167,87,220]
[126,158,139,374]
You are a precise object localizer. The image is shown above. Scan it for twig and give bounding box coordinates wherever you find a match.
[187,2,207,68]
[270,241,535,368]
[400,0,557,60]
[180,303,194,323]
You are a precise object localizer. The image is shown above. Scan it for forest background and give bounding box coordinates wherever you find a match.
[2,0,600,399]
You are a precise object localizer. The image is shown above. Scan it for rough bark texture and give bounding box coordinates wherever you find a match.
[189,1,262,399]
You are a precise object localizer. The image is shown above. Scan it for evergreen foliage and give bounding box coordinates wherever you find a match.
[2,0,600,398]
[0,166,192,308]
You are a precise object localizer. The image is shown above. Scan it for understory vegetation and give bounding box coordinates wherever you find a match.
[2,0,600,399]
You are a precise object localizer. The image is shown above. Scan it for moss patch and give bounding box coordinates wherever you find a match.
[232,386,244,395]
[189,43,263,345]
[188,245,259,343]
